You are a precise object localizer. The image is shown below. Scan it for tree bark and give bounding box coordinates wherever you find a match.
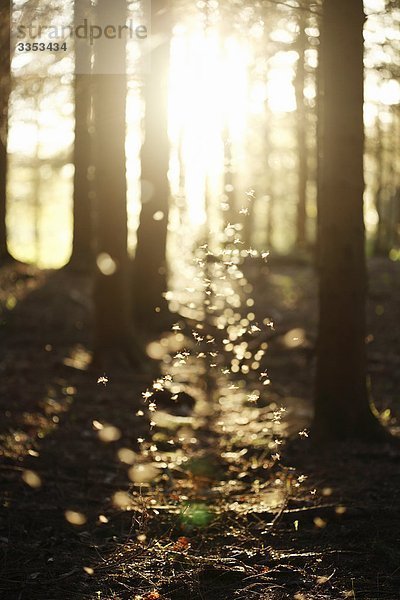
[133,0,171,331]
[0,2,11,261]
[92,0,139,366]
[313,0,383,440]
[68,0,94,270]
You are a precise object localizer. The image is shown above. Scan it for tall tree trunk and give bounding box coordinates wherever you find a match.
[68,0,94,270]
[313,0,383,440]
[294,10,308,249]
[394,110,400,248]
[92,0,139,366]
[0,2,11,261]
[266,195,274,250]
[314,20,323,268]
[133,0,171,331]
[265,109,275,251]
[387,116,397,251]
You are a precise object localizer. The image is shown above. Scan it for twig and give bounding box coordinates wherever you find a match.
[268,498,288,530]
[262,0,322,16]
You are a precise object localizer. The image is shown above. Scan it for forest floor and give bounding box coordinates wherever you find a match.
[0,256,400,600]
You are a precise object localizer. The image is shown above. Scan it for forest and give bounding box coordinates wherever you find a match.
[0,0,400,598]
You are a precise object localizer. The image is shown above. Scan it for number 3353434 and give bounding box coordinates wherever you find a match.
[17,42,67,51]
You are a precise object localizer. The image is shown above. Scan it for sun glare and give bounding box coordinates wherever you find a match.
[168,23,298,226]
[169,26,246,225]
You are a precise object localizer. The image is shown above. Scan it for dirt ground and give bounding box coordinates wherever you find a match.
[0,257,399,600]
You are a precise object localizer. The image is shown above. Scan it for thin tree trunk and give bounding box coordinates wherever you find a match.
[387,117,397,251]
[265,109,275,251]
[314,19,323,268]
[394,110,400,248]
[242,193,255,249]
[68,0,93,270]
[0,2,11,261]
[133,0,171,331]
[313,0,383,440]
[92,0,140,366]
[266,191,275,250]
[294,10,308,249]
[223,126,237,226]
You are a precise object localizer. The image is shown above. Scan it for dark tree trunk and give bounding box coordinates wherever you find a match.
[0,2,11,262]
[68,0,94,271]
[133,0,171,331]
[92,0,140,366]
[294,11,308,250]
[393,113,400,248]
[313,0,383,440]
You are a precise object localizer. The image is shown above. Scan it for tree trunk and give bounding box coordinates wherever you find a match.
[393,111,400,248]
[133,0,171,331]
[92,0,139,366]
[265,108,275,251]
[68,0,94,270]
[314,21,323,268]
[313,0,383,440]
[294,10,308,250]
[223,126,237,226]
[0,2,11,261]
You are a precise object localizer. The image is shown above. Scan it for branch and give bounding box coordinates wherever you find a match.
[261,0,322,17]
